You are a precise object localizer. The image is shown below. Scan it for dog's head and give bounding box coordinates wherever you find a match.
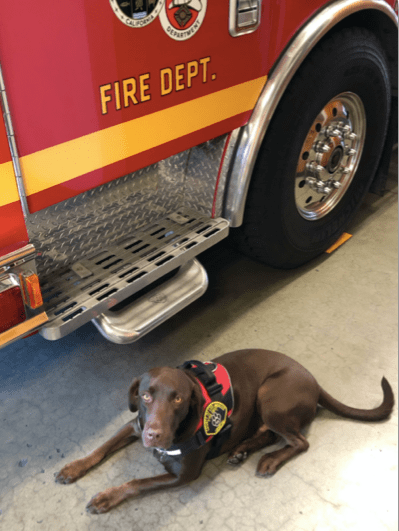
[128,367,204,450]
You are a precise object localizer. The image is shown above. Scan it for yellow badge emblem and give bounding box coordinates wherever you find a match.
[203,401,228,437]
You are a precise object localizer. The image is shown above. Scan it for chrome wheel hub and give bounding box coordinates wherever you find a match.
[295,92,366,220]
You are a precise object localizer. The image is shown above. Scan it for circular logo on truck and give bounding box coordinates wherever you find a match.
[110,0,164,28]
[159,0,207,41]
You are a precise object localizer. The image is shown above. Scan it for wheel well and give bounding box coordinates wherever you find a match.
[224,5,398,226]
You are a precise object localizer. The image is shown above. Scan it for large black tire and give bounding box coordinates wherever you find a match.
[231,27,391,269]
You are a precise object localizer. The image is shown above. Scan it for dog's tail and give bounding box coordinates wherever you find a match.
[318,377,394,421]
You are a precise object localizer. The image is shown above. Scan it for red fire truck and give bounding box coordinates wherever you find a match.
[0,0,397,348]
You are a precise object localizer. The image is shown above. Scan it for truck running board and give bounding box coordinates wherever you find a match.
[92,259,207,344]
[39,210,229,341]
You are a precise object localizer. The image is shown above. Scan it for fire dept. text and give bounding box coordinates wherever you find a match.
[99,56,214,115]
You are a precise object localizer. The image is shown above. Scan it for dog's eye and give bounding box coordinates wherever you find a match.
[174,396,182,404]
[141,392,152,403]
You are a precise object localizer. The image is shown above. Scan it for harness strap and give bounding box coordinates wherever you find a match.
[181,360,223,398]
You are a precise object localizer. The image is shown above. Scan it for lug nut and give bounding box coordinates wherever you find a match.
[325,126,341,138]
[306,161,324,174]
[306,176,336,194]
[345,146,356,156]
[305,176,317,186]
[315,141,331,153]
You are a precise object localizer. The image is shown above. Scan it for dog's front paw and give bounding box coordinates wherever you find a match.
[255,454,279,477]
[55,458,89,484]
[86,492,113,515]
[86,487,127,514]
[227,451,248,465]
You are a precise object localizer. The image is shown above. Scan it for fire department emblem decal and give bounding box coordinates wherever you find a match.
[159,0,207,41]
[110,0,164,28]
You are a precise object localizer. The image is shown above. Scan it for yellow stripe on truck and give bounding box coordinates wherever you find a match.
[0,161,20,207]
[18,76,267,197]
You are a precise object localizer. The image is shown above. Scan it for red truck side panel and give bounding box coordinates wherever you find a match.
[0,2,267,213]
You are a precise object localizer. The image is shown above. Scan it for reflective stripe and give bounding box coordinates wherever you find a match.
[157,448,182,456]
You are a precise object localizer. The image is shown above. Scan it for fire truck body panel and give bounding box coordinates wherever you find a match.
[0,0,397,347]
[0,1,264,213]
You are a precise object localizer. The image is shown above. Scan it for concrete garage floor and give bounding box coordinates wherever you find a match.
[1,152,397,531]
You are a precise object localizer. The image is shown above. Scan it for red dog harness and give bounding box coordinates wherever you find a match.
[155,360,234,460]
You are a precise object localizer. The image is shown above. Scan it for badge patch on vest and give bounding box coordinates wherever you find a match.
[203,401,228,436]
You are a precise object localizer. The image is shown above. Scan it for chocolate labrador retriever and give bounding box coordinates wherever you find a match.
[55,349,394,514]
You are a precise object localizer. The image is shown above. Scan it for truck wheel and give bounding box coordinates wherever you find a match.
[231,27,391,268]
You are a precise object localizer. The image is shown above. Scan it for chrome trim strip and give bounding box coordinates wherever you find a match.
[0,244,36,271]
[0,62,30,218]
[213,128,241,217]
[0,311,48,349]
[224,0,398,227]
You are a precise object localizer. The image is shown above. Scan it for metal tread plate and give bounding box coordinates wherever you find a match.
[40,209,229,340]
[27,136,229,282]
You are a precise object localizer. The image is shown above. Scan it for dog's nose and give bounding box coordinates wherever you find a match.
[146,427,162,441]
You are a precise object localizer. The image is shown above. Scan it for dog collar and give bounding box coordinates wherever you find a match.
[155,360,234,459]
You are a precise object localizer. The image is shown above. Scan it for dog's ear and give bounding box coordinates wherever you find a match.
[186,382,205,431]
[128,377,141,412]
[174,379,204,442]
[190,383,204,416]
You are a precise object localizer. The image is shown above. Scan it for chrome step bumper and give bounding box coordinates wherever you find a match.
[92,259,207,344]
[40,210,229,340]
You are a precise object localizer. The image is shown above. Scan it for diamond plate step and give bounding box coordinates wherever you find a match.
[39,209,229,340]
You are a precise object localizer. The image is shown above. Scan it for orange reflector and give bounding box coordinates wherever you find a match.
[21,273,43,309]
[325,232,352,254]
[0,286,26,334]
